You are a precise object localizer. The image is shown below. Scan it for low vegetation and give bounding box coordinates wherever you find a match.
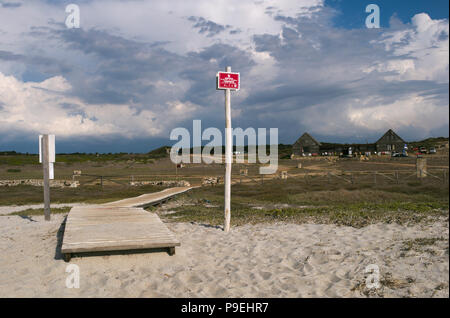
[1,149,448,228]
[0,152,160,166]
[160,179,449,228]
[0,184,168,206]
[401,237,448,255]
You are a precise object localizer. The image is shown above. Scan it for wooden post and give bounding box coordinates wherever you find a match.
[224,66,232,233]
[374,171,377,184]
[416,157,427,178]
[42,135,51,221]
[395,171,399,184]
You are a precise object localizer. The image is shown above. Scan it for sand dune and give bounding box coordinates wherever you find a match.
[0,213,448,297]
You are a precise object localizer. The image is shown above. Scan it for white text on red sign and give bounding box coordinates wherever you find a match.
[217,72,240,90]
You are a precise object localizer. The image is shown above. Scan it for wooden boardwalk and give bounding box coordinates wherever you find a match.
[102,187,193,208]
[61,187,192,261]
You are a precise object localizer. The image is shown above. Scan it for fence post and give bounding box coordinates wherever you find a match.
[416,157,427,178]
[374,171,377,184]
[395,171,399,184]
[42,134,51,221]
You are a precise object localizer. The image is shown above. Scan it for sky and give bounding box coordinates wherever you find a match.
[0,0,448,153]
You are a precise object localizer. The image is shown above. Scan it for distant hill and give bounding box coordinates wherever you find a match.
[0,151,21,156]
[278,144,293,159]
[408,137,449,149]
[148,146,170,158]
[153,144,294,159]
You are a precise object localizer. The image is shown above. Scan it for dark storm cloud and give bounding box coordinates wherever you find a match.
[38,27,256,109]
[180,43,256,105]
[1,2,21,8]
[188,16,230,37]
[243,83,352,109]
[0,49,71,77]
[51,28,186,104]
[0,50,23,61]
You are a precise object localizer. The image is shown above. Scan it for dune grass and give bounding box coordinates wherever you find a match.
[0,184,168,206]
[161,179,449,228]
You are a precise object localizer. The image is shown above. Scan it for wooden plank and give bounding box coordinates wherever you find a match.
[62,206,180,254]
[61,187,191,259]
[102,187,193,208]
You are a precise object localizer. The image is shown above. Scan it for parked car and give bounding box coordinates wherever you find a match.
[429,147,437,154]
[419,147,427,154]
[392,152,408,157]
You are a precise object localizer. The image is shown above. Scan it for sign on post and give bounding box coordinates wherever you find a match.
[217,71,240,90]
[39,134,55,221]
[39,134,55,180]
[216,67,239,232]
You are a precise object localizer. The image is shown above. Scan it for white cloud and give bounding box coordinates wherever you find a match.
[374,13,449,83]
[0,72,201,139]
[0,0,323,57]
[347,94,448,133]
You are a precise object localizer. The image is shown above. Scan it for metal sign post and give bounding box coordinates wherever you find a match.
[39,134,55,221]
[216,66,240,232]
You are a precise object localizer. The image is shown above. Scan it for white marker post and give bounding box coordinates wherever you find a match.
[39,134,55,221]
[216,67,240,232]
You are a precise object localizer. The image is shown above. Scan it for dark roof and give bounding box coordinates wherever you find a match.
[295,132,321,146]
[375,129,405,144]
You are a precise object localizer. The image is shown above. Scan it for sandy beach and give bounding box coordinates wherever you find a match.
[0,211,448,298]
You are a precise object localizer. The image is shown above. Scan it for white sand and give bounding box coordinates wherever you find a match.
[0,213,448,297]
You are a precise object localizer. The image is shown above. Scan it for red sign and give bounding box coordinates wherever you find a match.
[217,72,240,90]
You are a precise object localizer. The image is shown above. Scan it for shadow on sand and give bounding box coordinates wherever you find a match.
[54,215,67,260]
